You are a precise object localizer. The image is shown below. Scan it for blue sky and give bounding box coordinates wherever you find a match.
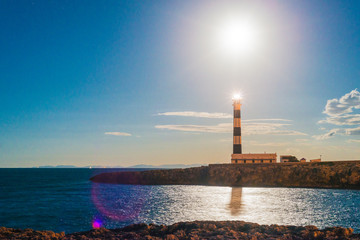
[1,0,360,167]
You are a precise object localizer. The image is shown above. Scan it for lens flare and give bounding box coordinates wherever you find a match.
[91,183,147,221]
[92,218,102,229]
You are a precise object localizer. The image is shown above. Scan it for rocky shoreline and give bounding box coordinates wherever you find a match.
[1,221,359,239]
[90,161,360,189]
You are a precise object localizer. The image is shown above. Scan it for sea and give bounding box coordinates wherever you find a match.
[0,168,359,234]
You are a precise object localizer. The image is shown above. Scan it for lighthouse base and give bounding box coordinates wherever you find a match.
[231,153,277,164]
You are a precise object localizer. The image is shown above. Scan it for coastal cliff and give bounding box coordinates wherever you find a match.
[90,161,360,189]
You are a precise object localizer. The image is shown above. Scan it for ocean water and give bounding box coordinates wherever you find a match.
[0,168,359,234]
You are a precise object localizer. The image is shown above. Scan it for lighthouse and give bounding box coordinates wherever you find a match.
[232,94,242,154]
[231,94,277,164]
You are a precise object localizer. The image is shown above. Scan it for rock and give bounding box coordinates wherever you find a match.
[63,221,360,239]
[0,226,65,240]
[1,221,359,239]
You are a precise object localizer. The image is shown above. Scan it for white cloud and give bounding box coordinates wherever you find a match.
[345,126,360,135]
[104,132,132,136]
[248,141,290,147]
[157,112,293,122]
[313,129,341,140]
[319,114,360,126]
[157,111,232,119]
[313,126,360,140]
[323,89,360,116]
[317,89,360,140]
[242,119,292,122]
[156,122,306,136]
[156,111,303,136]
[155,123,232,133]
[243,123,306,136]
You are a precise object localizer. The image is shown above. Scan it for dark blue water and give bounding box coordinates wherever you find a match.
[1,168,360,234]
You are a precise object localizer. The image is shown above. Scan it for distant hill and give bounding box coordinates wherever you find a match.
[37,165,77,168]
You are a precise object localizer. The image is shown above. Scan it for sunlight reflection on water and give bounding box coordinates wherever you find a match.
[92,185,360,232]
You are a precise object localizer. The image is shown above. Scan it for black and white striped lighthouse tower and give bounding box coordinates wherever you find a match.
[233,96,242,154]
[231,94,277,164]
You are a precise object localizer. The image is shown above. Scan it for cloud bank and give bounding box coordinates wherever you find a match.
[320,89,360,126]
[104,132,131,136]
[316,89,360,140]
[323,89,360,116]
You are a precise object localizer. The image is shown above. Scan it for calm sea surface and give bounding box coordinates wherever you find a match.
[0,168,359,234]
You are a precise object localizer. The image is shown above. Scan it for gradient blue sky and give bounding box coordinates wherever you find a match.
[1,0,360,167]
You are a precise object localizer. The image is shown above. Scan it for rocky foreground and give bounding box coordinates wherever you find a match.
[90,161,360,189]
[1,221,359,240]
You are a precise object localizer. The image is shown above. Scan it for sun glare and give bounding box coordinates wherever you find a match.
[216,17,259,57]
[232,93,242,100]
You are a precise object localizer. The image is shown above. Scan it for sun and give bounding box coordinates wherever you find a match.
[216,16,259,57]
